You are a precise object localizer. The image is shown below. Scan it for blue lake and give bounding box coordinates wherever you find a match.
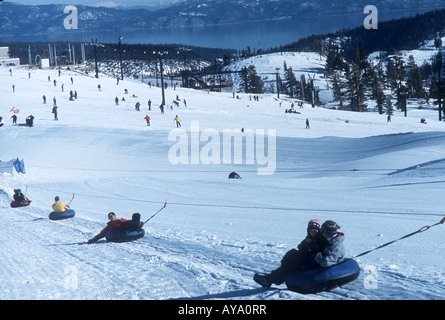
[5,8,436,50]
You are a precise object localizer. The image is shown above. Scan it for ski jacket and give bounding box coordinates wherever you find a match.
[52,201,69,213]
[315,232,345,268]
[96,218,127,239]
[13,193,26,203]
[297,233,324,255]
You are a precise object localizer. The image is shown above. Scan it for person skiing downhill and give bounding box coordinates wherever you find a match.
[253,219,325,288]
[144,115,151,126]
[174,115,181,127]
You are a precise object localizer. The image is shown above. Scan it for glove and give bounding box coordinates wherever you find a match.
[87,236,100,244]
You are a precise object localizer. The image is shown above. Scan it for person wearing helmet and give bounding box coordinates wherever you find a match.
[253,219,325,288]
[13,189,28,204]
[315,220,345,268]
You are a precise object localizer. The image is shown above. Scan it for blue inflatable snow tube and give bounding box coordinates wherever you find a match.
[49,209,76,220]
[105,228,145,243]
[285,259,360,294]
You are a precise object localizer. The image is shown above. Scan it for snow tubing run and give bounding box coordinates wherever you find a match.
[49,209,76,220]
[105,228,145,243]
[285,259,360,294]
[10,200,31,208]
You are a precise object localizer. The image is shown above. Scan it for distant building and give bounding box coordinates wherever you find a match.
[0,47,20,66]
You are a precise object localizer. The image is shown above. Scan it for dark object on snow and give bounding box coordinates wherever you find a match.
[106,228,145,243]
[285,259,360,294]
[25,115,34,127]
[10,200,31,208]
[49,209,76,221]
[106,213,145,243]
[228,171,241,179]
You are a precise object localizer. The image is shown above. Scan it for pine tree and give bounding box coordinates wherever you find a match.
[386,59,398,91]
[239,65,265,94]
[406,55,425,98]
[345,49,366,112]
[283,61,299,98]
[332,71,347,109]
[384,96,394,119]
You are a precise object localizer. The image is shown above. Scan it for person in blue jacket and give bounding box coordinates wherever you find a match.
[254,219,325,288]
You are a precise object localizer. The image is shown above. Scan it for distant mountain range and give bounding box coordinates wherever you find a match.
[1,0,444,36]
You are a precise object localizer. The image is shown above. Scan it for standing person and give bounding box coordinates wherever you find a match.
[253,219,325,288]
[148,99,151,110]
[87,212,141,244]
[11,114,17,124]
[52,106,58,120]
[144,115,151,126]
[115,97,119,106]
[52,196,69,213]
[315,220,345,267]
[306,118,310,129]
[42,95,46,104]
[135,101,140,111]
[174,115,181,127]
[183,99,187,107]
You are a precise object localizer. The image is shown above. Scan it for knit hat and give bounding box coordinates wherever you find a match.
[307,219,321,231]
[321,220,341,236]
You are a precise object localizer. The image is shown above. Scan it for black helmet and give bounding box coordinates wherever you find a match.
[321,220,341,236]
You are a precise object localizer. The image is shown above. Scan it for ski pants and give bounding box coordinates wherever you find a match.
[267,249,311,285]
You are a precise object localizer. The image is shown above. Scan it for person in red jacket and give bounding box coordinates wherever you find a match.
[88,212,142,243]
[88,212,125,243]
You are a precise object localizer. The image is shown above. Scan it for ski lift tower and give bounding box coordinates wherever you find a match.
[154,51,168,106]
[85,39,105,78]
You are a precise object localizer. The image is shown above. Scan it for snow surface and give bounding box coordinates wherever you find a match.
[1,55,445,300]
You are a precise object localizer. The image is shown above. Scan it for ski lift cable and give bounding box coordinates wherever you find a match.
[27,186,445,219]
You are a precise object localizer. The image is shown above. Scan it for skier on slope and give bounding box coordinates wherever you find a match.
[144,115,151,126]
[174,115,181,127]
[253,219,325,288]
[87,212,142,244]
